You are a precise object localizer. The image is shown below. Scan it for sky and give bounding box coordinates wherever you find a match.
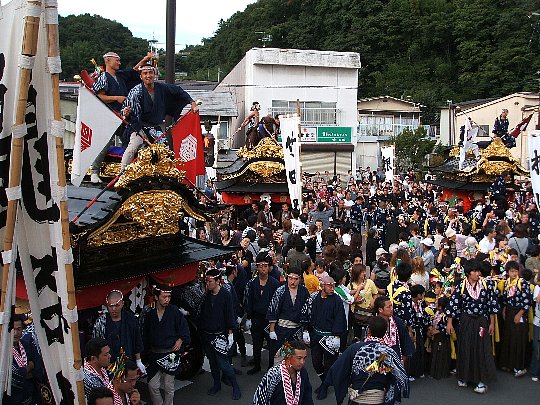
[55,0,256,49]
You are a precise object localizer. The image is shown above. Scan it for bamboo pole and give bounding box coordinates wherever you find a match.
[45,1,86,403]
[0,0,42,342]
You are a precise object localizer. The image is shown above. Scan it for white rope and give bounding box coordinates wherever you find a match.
[51,184,68,203]
[71,367,84,382]
[18,55,35,70]
[12,123,27,139]
[57,248,74,265]
[47,56,62,74]
[50,119,65,138]
[64,307,78,324]
[44,7,58,25]
[5,186,22,201]
[1,250,12,264]
[25,2,42,18]
[0,312,8,325]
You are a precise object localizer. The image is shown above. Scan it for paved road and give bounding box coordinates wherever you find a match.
[146,344,538,405]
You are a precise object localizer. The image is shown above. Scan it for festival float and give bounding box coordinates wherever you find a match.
[214,137,290,207]
[14,143,236,382]
[427,137,529,211]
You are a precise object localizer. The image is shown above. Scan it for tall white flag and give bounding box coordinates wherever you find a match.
[381,145,395,183]
[528,130,540,207]
[1,0,79,403]
[71,84,122,186]
[280,114,302,210]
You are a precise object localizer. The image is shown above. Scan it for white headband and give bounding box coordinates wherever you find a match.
[103,52,120,60]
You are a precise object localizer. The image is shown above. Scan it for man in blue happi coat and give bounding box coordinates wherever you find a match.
[492,108,515,148]
[301,276,347,387]
[90,51,154,183]
[317,316,409,405]
[121,62,199,170]
[267,267,310,362]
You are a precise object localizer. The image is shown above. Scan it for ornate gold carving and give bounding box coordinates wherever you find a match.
[445,137,529,180]
[115,144,186,190]
[237,137,284,159]
[87,190,205,247]
[242,170,285,184]
[480,137,518,162]
[221,161,286,181]
[101,162,122,178]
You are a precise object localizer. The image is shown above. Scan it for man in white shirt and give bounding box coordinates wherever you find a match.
[478,227,496,253]
[290,209,307,234]
[420,238,435,273]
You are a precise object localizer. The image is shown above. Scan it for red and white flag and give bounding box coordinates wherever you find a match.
[71,85,122,186]
[170,111,205,185]
[510,113,533,138]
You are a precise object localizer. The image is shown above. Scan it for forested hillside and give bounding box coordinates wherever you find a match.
[178,0,540,122]
[58,1,540,123]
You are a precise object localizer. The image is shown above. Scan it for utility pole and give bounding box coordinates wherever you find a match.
[166,0,175,85]
[165,0,175,126]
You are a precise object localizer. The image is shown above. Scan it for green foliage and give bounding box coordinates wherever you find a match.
[58,1,540,121]
[390,127,436,169]
[58,14,148,80]
[174,0,540,122]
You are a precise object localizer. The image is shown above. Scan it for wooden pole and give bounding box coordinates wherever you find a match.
[0,0,42,342]
[45,1,86,403]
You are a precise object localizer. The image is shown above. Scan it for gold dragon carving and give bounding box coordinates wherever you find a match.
[86,190,205,247]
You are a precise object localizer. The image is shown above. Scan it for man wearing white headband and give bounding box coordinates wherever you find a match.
[90,51,155,183]
[142,283,190,405]
[120,61,199,170]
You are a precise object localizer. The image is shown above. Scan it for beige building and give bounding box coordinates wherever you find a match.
[357,96,431,170]
[440,92,539,166]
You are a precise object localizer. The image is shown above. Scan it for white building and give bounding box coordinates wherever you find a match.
[216,47,361,175]
[356,96,429,170]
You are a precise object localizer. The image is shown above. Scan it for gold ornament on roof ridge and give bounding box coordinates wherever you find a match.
[237,137,284,159]
[479,137,519,162]
[115,144,186,190]
[221,161,285,181]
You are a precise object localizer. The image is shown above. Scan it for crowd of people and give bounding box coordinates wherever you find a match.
[167,166,539,403]
[10,167,540,404]
[8,49,540,405]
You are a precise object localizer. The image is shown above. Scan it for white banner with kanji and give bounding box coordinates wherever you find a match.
[0,0,80,402]
[280,114,302,210]
[381,145,395,183]
[71,84,122,186]
[528,130,540,207]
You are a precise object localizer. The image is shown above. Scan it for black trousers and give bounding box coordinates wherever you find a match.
[311,338,338,380]
[251,315,272,368]
[233,327,246,356]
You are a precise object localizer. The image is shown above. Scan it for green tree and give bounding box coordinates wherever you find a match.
[58,14,149,80]
[390,126,436,169]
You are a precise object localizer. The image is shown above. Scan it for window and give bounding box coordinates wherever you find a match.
[358,114,422,137]
[478,125,490,137]
[271,100,338,125]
